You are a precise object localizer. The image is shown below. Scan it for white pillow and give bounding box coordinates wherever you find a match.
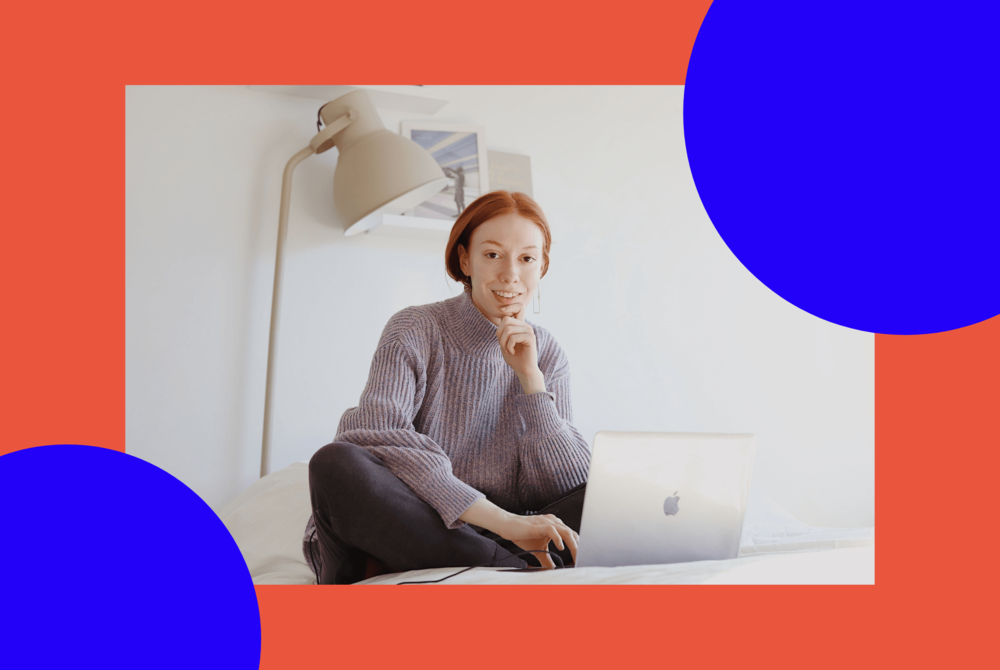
[220,462,316,585]
[739,486,874,555]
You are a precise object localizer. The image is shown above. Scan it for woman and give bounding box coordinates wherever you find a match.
[303,190,591,584]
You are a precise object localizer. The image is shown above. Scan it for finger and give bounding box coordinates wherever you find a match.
[497,316,513,336]
[548,527,565,552]
[506,333,532,355]
[500,326,531,355]
[538,551,555,569]
[500,304,523,320]
[499,326,511,353]
[562,527,579,564]
[496,320,513,349]
[497,326,509,353]
[502,326,531,346]
[545,514,569,530]
[503,324,530,336]
[543,517,577,556]
[548,516,572,534]
[539,534,558,568]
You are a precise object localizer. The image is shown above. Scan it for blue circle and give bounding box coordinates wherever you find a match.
[1,445,260,668]
[684,1,1000,335]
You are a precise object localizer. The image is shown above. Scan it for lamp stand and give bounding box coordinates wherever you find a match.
[260,109,359,478]
[260,146,314,478]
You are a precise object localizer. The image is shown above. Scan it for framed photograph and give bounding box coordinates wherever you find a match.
[400,121,490,220]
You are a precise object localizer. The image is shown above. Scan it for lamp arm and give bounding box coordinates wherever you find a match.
[260,145,315,478]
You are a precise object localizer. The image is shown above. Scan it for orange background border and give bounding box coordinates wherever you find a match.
[4,1,996,666]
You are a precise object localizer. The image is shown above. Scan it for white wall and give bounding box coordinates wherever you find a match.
[126,85,873,528]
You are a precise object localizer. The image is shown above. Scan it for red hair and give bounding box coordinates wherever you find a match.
[445,190,552,293]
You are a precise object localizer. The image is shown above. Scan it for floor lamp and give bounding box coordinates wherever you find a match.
[260,89,449,477]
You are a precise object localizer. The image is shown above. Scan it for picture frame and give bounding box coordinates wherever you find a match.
[400,120,490,220]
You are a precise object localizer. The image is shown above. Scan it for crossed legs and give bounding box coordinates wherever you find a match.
[307,441,530,584]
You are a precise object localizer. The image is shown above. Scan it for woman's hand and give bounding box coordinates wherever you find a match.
[496,303,545,393]
[498,513,579,568]
[459,499,578,569]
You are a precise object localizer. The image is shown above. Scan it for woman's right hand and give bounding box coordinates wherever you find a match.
[498,513,579,568]
[459,498,579,568]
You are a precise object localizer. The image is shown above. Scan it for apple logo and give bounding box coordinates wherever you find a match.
[663,491,680,516]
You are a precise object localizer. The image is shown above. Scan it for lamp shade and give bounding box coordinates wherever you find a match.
[320,90,449,235]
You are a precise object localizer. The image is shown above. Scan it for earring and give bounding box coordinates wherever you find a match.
[533,282,541,314]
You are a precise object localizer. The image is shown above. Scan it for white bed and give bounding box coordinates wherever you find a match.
[220,461,874,585]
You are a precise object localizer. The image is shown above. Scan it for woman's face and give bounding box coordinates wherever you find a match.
[458,213,545,327]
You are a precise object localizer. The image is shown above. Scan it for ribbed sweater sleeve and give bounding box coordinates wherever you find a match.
[514,333,591,511]
[335,337,485,530]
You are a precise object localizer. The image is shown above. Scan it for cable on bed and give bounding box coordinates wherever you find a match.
[396,549,566,585]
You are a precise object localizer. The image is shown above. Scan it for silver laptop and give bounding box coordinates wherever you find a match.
[575,431,757,568]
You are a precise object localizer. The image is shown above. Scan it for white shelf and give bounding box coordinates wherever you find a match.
[247,85,448,115]
[365,213,453,239]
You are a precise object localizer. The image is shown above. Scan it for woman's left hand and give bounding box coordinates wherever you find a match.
[496,302,542,386]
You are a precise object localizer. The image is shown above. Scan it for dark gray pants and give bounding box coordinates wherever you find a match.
[305,441,586,584]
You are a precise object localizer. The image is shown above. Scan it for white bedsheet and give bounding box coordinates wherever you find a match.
[360,546,875,585]
[220,461,874,585]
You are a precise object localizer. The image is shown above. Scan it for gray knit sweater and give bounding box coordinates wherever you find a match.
[312,290,591,532]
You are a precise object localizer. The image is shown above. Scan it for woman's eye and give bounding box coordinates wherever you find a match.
[523,256,536,262]
[486,252,499,259]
